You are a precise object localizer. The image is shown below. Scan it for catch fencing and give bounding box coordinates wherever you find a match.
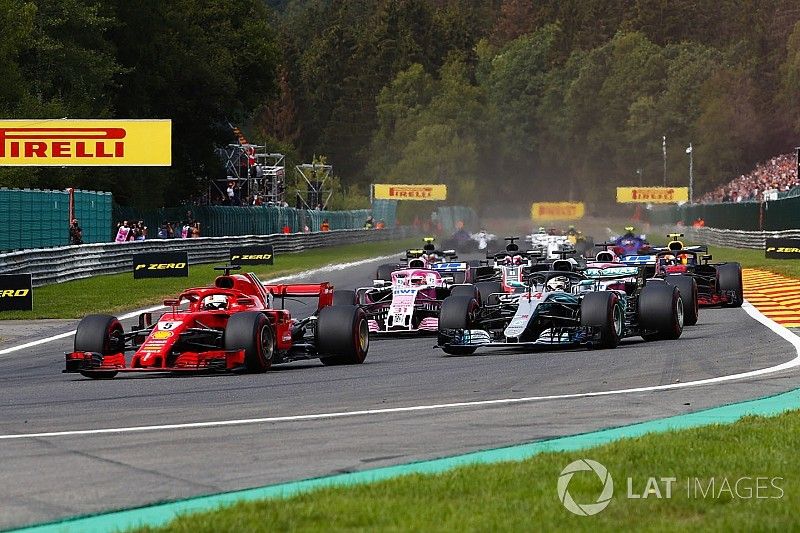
[660,226,800,250]
[0,188,112,251]
[0,227,411,287]
[113,205,381,237]
[649,195,800,231]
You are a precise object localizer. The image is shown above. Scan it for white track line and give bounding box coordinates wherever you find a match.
[0,254,399,356]
[0,302,797,440]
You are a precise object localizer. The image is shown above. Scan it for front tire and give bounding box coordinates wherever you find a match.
[316,306,369,365]
[438,295,478,355]
[74,314,124,379]
[224,312,274,372]
[639,283,684,341]
[332,289,357,306]
[665,275,698,326]
[580,291,622,349]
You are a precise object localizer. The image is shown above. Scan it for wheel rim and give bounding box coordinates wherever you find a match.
[613,304,623,336]
[675,296,684,328]
[357,318,369,354]
[259,324,273,363]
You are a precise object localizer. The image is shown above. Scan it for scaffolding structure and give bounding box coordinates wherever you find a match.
[214,143,286,205]
[294,162,333,210]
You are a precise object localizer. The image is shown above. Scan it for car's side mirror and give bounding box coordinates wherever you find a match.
[373,279,390,287]
[163,298,180,307]
[236,297,255,306]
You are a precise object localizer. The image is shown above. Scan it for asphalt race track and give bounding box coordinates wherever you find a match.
[2,257,800,529]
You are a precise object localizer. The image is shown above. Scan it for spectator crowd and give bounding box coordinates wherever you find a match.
[113,212,201,242]
[701,153,799,203]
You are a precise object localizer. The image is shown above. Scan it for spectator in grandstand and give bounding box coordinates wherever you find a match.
[132,220,147,241]
[115,220,131,242]
[701,153,798,203]
[69,219,83,245]
[320,219,330,231]
[364,215,374,229]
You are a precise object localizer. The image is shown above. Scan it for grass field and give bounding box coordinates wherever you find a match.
[709,245,800,278]
[136,410,798,532]
[0,239,416,320]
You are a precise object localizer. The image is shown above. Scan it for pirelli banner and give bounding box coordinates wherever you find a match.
[230,245,274,266]
[0,119,171,166]
[0,274,33,311]
[373,184,447,201]
[765,238,800,259]
[133,252,189,279]
[531,202,585,221]
[616,187,689,204]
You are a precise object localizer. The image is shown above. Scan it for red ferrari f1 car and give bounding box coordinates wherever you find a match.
[64,266,369,378]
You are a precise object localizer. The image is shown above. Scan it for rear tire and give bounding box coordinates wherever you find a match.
[639,283,683,341]
[474,281,503,306]
[317,306,369,365]
[580,291,622,349]
[718,262,743,307]
[438,295,479,355]
[74,315,124,379]
[449,284,478,299]
[665,275,698,326]
[224,312,274,372]
[376,263,397,282]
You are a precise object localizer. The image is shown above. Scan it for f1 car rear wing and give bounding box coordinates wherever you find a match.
[263,282,334,310]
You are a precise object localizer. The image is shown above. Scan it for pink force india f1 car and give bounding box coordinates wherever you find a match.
[333,267,484,335]
[64,266,369,378]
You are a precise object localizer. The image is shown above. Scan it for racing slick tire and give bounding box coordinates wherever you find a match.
[718,262,744,307]
[580,291,622,349]
[449,284,479,300]
[376,263,397,282]
[665,274,699,326]
[438,295,479,355]
[224,312,274,373]
[74,314,124,379]
[332,289,357,306]
[639,283,684,341]
[317,305,369,365]
[474,281,503,306]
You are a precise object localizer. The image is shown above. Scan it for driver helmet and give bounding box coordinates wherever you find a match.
[513,255,523,265]
[546,275,570,292]
[410,276,427,286]
[202,294,228,310]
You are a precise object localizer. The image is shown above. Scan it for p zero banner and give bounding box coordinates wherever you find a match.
[0,274,32,311]
[133,252,189,279]
[616,187,689,204]
[0,120,171,166]
[765,238,800,259]
[373,184,447,201]
[230,245,275,266]
[531,202,585,221]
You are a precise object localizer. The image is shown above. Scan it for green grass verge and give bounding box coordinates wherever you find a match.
[709,245,800,278]
[137,410,797,532]
[1,239,416,320]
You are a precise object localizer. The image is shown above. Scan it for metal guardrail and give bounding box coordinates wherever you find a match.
[0,228,411,287]
[673,226,800,249]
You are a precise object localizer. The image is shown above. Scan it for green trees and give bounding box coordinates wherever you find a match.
[1,0,799,208]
